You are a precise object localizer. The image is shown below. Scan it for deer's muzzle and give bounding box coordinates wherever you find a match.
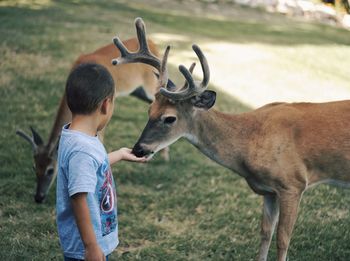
[34,192,45,203]
[132,143,153,158]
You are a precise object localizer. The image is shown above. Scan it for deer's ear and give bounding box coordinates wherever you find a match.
[166,78,176,90]
[191,90,216,110]
[154,72,176,90]
[30,126,44,146]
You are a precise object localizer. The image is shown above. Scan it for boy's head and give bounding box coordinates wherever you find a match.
[66,63,115,115]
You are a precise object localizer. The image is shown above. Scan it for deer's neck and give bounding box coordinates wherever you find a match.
[46,95,72,149]
[185,109,252,176]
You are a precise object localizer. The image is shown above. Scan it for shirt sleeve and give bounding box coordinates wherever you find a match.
[67,152,98,197]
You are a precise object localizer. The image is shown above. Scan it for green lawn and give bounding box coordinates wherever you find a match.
[1,0,350,260]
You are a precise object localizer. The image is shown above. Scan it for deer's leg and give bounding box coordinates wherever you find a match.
[159,146,170,161]
[257,194,279,261]
[130,86,154,103]
[276,191,302,261]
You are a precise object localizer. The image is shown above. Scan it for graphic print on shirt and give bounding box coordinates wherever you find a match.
[98,161,117,237]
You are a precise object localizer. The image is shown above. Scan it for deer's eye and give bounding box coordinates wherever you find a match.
[163,116,177,125]
[46,167,54,176]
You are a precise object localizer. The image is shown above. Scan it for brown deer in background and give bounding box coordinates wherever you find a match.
[17,37,171,203]
[112,18,350,261]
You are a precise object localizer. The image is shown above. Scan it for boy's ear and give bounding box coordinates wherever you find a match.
[100,98,109,114]
[190,90,216,110]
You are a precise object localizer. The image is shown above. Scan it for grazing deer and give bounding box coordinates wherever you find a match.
[112,18,350,261]
[17,37,171,203]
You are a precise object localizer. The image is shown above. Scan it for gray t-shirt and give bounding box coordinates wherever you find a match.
[56,124,118,259]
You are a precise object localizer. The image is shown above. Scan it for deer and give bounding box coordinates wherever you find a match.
[112,18,350,261]
[16,37,172,204]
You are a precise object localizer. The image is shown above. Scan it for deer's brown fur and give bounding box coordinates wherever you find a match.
[113,18,350,261]
[143,95,350,261]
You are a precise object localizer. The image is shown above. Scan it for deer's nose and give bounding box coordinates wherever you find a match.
[132,143,146,158]
[34,193,45,204]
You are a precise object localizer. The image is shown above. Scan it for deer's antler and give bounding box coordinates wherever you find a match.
[112,18,210,101]
[160,44,210,101]
[112,17,169,88]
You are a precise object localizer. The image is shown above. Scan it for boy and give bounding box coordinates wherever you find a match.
[56,63,146,261]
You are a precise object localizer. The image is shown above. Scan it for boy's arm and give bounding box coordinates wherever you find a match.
[71,193,105,261]
[108,147,146,165]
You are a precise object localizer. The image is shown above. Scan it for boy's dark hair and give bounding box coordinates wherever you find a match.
[65,63,115,115]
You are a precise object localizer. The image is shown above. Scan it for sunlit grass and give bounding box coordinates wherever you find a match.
[0,0,52,9]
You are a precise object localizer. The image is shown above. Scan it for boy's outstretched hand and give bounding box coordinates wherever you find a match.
[108,147,147,165]
[119,147,148,162]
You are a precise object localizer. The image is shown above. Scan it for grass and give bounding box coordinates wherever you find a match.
[1,0,350,260]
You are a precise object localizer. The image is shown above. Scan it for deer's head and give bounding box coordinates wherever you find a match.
[112,18,216,159]
[16,127,57,203]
